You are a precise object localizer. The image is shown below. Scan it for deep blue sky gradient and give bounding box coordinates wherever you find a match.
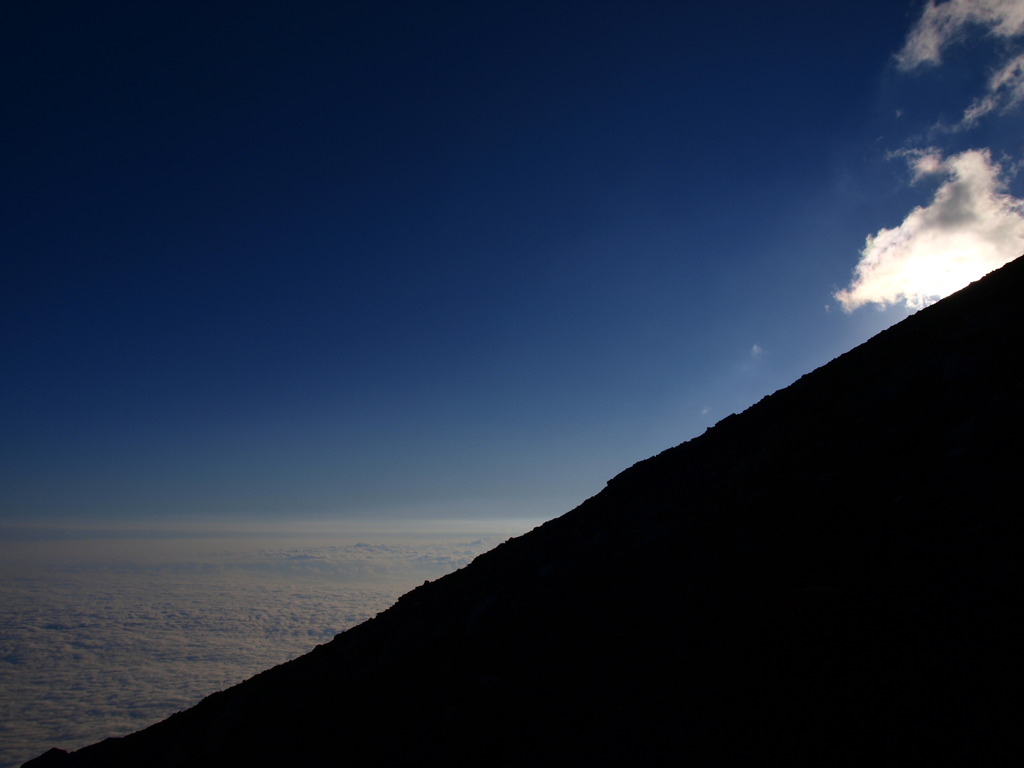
[4,1,1021,525]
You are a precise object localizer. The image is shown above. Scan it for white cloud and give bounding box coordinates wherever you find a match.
[897,0,1024,70]
[836,148,1024,311]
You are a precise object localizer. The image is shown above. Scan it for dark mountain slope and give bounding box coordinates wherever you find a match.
[29,256,1024,766]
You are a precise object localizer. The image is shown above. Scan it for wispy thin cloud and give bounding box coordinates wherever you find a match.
[959,53,1024,126]
[902,146,949,181]
[897,0,1024,71]
[836,148,1024,311]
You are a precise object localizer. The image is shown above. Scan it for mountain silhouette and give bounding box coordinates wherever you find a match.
[27,256,1024,766]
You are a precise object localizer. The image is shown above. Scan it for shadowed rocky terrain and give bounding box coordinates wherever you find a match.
[27,257,1024,766]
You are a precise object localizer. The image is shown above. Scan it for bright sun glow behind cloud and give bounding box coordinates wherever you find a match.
[837,0,1024,313]
[836,148,1024,311]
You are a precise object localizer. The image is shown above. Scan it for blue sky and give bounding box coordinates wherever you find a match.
[4,1,1024,528]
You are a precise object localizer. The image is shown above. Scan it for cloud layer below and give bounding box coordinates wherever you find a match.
[0,527,528,768]
[836,148,1024,311]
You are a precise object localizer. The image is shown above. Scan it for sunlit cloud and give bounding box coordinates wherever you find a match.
[836,148,1024,311]
[897,0,1024,71]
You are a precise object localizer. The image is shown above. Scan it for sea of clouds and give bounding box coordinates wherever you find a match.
[0,522,537,768]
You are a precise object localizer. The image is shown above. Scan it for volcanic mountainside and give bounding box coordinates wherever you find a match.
[28,256,1024,766]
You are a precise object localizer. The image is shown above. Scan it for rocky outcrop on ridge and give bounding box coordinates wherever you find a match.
[26,256,1024,766]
